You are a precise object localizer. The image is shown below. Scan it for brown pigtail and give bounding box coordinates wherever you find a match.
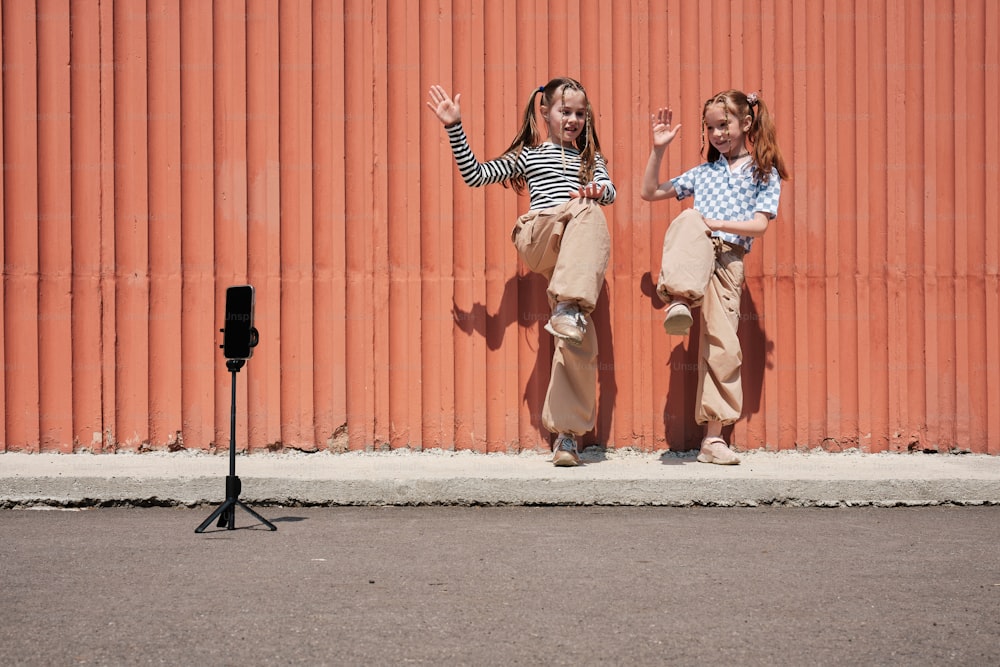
[746,95,789,183]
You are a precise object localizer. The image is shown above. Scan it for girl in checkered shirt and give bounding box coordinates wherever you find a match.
[640,89,789,465]
[427,79,616,467]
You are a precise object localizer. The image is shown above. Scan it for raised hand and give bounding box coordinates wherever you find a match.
[426,85,462,126]
[651,106,681,148]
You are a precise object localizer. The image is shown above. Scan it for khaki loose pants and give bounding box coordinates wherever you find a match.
[512,198,611,436]
[657,209,746,426]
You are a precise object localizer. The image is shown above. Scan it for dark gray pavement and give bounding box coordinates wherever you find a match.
[1,505,998,666]
[2,449,999,508]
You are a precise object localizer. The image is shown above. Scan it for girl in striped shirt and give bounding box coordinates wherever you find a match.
[427,78,615,466]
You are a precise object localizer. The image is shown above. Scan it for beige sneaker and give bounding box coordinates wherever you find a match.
[663,301,693,336]
[696,436,740,465]
[552,432,581,467]
[544,302,586,345]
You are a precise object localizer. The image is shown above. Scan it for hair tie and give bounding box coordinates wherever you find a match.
[746,92,759,106]
[537,86,544,93]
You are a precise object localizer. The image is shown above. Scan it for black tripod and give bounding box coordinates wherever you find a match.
[195,358,276,533]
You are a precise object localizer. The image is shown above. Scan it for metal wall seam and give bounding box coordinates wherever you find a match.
[38,0,72,452]
[147,0,183,451]
[179,0,216,451]
[4,2,41,451]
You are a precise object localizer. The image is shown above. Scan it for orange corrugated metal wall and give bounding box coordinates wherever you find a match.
[2,0,998,454]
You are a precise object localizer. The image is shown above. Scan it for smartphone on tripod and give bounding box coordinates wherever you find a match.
[222,285,257,360]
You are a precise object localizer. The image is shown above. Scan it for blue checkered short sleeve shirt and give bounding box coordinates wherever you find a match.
[670,156,782,253]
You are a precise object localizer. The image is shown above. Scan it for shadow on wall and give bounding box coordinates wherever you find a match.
[452,269,773,452]
[451,275,617,450]
[739,287,775,436]
[589,282,616,448]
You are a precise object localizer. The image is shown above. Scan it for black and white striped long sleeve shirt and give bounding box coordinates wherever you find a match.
[445,122,616,211]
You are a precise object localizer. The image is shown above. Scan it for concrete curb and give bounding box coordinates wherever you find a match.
[2,450,999,508]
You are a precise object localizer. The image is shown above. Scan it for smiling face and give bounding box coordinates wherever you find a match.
[541,87,589,148]
[703,102,751,159]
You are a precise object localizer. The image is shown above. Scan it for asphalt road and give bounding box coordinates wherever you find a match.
[2,506,998,666]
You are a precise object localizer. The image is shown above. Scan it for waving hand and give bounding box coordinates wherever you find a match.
[427,85,462,126]
[650,107,681,148]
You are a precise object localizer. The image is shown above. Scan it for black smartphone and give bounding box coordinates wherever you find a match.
[222,285,256,359]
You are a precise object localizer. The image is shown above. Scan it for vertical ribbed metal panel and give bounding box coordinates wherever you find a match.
[1,1,998,454]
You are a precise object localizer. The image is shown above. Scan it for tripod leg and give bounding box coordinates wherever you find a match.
[215,476,238,529]
[236,500,278,531]
[195,498,236,533]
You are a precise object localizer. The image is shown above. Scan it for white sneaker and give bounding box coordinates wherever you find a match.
[544,302,586,344]
[552,432,581,467]
[663,301,693,336]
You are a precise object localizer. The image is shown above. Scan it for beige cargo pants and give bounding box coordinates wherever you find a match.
[512,197,611,436]
[657,209,747,426]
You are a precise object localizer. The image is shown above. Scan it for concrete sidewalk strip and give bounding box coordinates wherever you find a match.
[2,449,999,507]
